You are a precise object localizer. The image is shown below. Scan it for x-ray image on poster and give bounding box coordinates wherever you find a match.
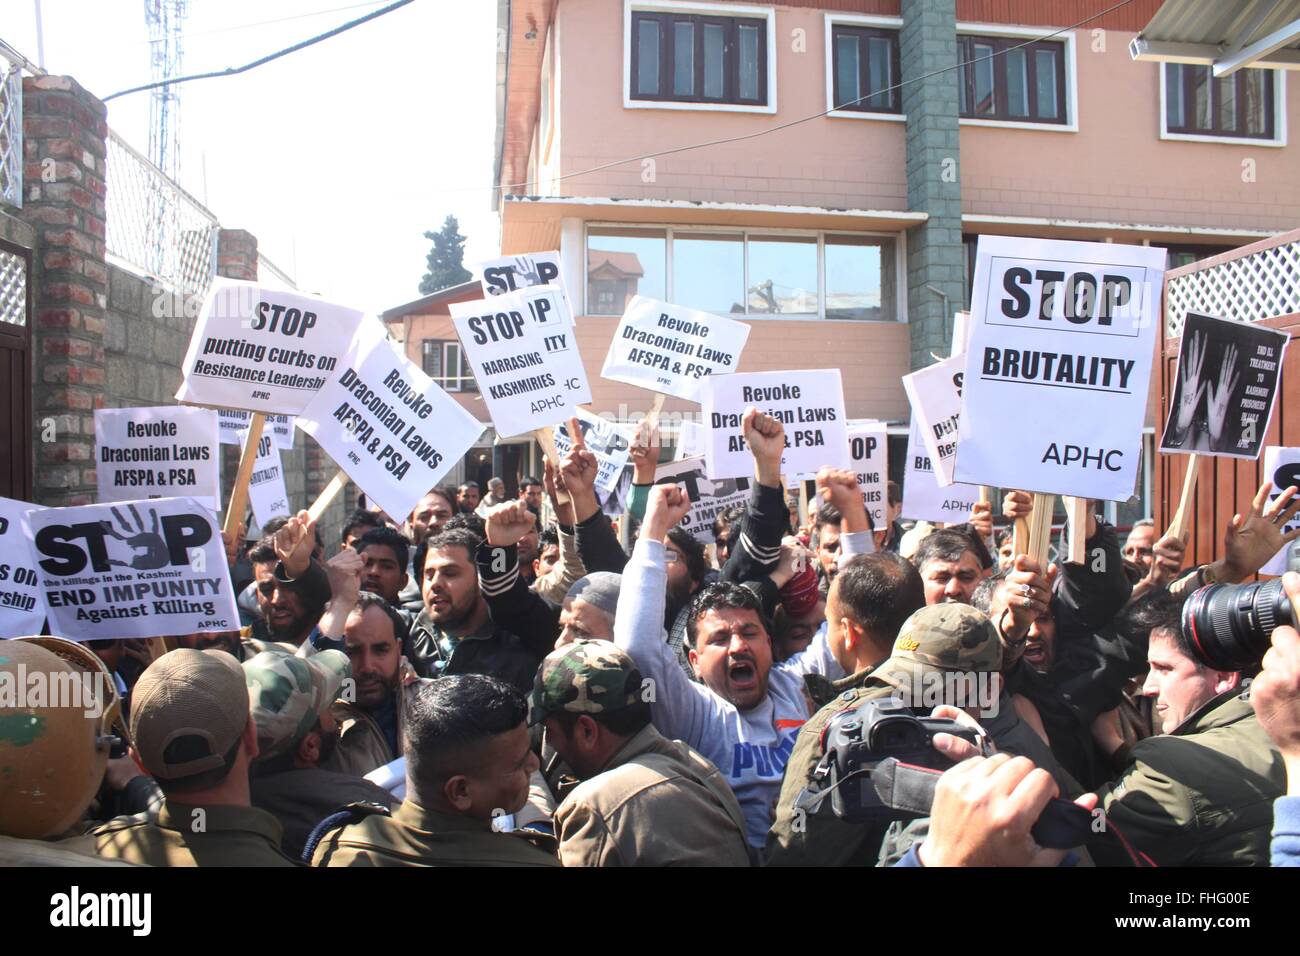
[1160,312,1289,460]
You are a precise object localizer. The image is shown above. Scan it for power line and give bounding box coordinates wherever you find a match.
[104,0,413,102]
[461,0,1136,197]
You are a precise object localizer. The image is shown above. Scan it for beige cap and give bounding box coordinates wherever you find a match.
[129,648,249,780]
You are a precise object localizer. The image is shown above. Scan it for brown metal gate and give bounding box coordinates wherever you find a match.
[0,236,32,500]
[1156,228,1300,574]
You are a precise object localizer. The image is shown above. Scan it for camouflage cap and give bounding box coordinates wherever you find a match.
[529,640,642,725]
[243,650,350,758]
[876,603,1002,682]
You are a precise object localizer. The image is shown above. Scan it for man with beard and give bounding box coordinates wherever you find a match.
[397,488,457,613]
[323,593,411,777]
[244,650,397,860]
[405,527,544,692]
[457,481,481,514]
[518,475,544,516]
[246,512,331,652]
[914,530,985,606]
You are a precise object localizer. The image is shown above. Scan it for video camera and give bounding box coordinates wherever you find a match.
[1182,575,1297,672]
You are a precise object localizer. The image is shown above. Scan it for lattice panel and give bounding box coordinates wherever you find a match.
[0,63,21,209]
[105,131,217,296]
[1166,239,1300,337]
[0,247,25,326]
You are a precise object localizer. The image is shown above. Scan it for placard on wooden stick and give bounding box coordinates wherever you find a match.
[1166,453,1201,542]
[308,469,349,523]
[224,412,265,536]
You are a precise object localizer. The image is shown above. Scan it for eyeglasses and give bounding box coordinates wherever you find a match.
[664,551,680,564]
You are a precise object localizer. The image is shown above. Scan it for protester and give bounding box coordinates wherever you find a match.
[534,641,751,866]
[1121,518,1157,574]
[476,476,508,515]
[353,526,412,610]
[457,481,481,514]
[310,674,558,867]
[519,475,544,515]
[247,512,332,652]
[341,509,384,551]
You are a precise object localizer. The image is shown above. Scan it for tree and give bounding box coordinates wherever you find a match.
[419,215,473,294]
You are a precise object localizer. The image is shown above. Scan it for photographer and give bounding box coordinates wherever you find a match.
[1249,571,1300,866]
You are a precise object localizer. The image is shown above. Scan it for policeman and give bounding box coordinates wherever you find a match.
[310,673,559,867]
[88,648,297,866]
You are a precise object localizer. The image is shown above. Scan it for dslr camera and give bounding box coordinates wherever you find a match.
[1182,575,1297,672]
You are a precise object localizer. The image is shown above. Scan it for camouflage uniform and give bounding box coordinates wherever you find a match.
[244,651,398,860]
[534,641,751,867]
[765,603,1079,867]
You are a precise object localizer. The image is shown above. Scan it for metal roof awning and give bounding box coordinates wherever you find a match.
[1130,0,1300,75]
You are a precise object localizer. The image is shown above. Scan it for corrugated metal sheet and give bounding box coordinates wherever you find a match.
[1141,0,1300,48]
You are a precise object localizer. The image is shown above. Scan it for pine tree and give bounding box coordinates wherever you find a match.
[419,215,473,294]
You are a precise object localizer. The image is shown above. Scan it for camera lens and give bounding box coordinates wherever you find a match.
[1181,578,1296,672]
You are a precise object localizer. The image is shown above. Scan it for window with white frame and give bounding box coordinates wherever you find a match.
[625,2,776,111]
[1162,63,1280,143]
[422,339,477,392]
[827,20,902,115]
[585,226,901,321]
[954,25,1075,130]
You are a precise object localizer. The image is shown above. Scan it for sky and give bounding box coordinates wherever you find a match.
[2,0,502,311]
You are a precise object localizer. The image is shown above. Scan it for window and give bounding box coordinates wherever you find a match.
[830,25,900,113]
[1164,64,1275,141]
[958,34,1066,124]
[585,227,900,321]
[422,339,477,392]
[628,6,769,108]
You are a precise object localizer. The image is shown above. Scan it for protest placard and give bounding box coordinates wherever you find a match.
[27,497,239,640]
[701,370,849,480]
[654,457,751,545]
[902,355,964,488]
[241,430,292,531]
[218,410,295,450]
[674,418,707,461]
[298,319,484,522]
[176,278,366,415]
[903,414,981,524]
[1160,312,1290,460]
[554,410,633,501]
[1261,447,1300,576]
[847,421,889,528]
[600,296,751,403]
[954,237,1164,501]
[0,497,48,635]
[478,251,562,296]
[449,287,592,438]
[95,407,221,512]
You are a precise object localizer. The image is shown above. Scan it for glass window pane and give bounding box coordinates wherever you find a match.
[636,20,660,96]
[1006,49,1028,117]
[1244,70,1269,136]
[673,21,694,96]
[739,24,760,100]
[704,24,724,98]
[825,235,894,321]
[747,236,817,315]
[1034,49,1058,119]
[835,34,860,109]
[672,233,744,314]
[866,36,892,110]
[1165,64,1183,129]
[587,228,666,315]
[1216,74,1237,132]
[959,42,970,113]
[1191,65,1212,129]
[973,43,996,115]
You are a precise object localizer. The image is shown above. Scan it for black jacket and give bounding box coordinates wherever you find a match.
[404,603,545,695]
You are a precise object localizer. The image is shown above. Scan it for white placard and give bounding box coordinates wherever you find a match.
[176,278,366,415]
[701,369,850,481]
[653,457,751,545]
[902,355,964,488]
[600,296,751,403]
[218,410,296,450]
[553,410,633,501]
[903,414,982,524]
[28,498,239,640]
[847,421,890,529]
[95,406,221,512]
[450,287,592,438]
[241,430,292,531]
[298,319,484,522]
[951,311,971,358]
[478,251,562,297]
[0,497,48,636]
[954,237,1164,500]
[675,418,707,461]
[1261,447,1300,576]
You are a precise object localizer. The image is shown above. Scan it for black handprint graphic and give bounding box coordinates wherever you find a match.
[100,504,169,570]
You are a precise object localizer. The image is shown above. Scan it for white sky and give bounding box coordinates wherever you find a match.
[3,0,502,311]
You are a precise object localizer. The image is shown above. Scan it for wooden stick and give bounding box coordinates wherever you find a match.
[1167,453,1200,543]
[1027,492,1056,566]
[534,426,570,505]
[1065,496,1089,565]
[978,486,991,505]
[308,469,349,523]
[798,480,810,525]
[644,392,667,434]
[224,413,265,536]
